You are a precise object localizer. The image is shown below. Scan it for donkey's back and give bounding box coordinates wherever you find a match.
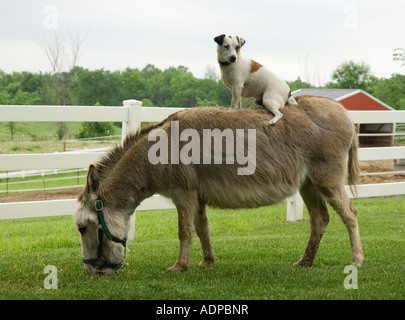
[157,95,358,209]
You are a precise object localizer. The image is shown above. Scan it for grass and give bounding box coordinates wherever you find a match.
[0,122,81,143]
[0,196,404,300]
[0,170,87,195]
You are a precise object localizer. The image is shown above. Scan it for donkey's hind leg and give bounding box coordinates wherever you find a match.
[320,185,364,267]
[294,179,330,267]
[195,201,215,267]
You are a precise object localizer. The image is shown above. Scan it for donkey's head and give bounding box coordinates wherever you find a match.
[74,164,132,275]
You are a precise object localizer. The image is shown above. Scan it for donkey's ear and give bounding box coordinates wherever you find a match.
[86,164,99,195]
[214,34,226,45]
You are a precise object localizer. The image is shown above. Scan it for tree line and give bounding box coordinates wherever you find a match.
[1,59,404,140]
[0,64,232,108]
[1,60,404,110]
[0,61,405,110]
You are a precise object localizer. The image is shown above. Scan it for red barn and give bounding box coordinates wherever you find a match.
[292,89,395,147]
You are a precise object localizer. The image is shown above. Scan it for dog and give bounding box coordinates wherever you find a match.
[214,34,297,125]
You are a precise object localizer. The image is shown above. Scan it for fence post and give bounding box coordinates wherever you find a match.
[122,99,142,144]
[286,191,304,222]
[122,99,142,241]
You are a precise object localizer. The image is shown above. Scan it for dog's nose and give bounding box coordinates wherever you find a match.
[230,55,236,62]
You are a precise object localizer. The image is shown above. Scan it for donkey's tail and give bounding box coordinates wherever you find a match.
[348,125,360,197]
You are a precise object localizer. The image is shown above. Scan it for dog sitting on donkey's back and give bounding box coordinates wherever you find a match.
[214,34,297,125]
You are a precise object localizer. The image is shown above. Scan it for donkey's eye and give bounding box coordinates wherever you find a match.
[78,227,87,236]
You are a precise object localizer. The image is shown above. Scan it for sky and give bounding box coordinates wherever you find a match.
[0,0,404,86]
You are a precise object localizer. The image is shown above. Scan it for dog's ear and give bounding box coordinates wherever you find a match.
[237,36,246,48]
[214,34,226,45]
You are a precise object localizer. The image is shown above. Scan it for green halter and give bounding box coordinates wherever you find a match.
[82,199,127,273]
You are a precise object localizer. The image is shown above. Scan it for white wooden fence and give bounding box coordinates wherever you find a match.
[1,101,405,240]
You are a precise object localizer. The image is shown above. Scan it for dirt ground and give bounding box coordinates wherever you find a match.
[0,187,83,203]
[1,160,404,204]
[359,160,405,184]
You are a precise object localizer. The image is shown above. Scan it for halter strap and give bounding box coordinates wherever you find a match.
[95,200,127,246]
[82,199,127,273]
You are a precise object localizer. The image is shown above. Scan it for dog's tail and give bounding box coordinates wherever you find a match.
[288,96,298,105]
[287,91,298,105]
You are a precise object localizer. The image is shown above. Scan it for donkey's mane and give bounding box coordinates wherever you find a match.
[97,121,166,179]
[78,120,166,201]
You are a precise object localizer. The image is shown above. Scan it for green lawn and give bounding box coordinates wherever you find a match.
[0,169,87,195]
[0,122,81,143]
[0,196,404,300]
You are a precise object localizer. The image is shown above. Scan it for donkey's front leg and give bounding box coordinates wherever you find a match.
[167,194,197,272]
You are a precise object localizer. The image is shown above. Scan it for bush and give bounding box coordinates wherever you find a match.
[78,122,116,138]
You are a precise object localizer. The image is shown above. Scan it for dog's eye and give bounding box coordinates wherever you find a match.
[78,227,87,236]
[224,45,230,49]
[236,46,240,51]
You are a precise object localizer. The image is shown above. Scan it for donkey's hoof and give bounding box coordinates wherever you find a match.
[293,259,313,267]
[199,259,214,268]
[167,264,188,273]
[352,259,365,267]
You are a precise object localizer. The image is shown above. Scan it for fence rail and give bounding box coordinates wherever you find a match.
[1,101,405,240]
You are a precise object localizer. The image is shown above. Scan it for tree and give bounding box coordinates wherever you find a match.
[142,98,154,107]
[163,68,196,107]
[298,52,323,87]
[204,65,219,81]
[0,89,39,140]
[71,67,122,106]
[326,60,376,91]
[38,33,85,106]
[78,102,117,138]
[371,74,405,110]
[78,121,116,138]
[38,32,85,139]
[121,68,147,101]
[0,91,15,140]
[287,77,313,92]
[393,48,405,68]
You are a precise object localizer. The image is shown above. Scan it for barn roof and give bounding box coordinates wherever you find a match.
[291,88,358,100]
[291,88,394,110]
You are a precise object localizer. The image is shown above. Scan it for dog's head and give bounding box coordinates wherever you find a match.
[214,34,246,65]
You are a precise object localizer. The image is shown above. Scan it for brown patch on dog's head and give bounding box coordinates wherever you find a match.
[250,60,263,73]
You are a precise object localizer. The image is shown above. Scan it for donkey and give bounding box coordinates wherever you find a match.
[75,95,364,275]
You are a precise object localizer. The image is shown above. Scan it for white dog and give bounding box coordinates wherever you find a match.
[214,34,297,125]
